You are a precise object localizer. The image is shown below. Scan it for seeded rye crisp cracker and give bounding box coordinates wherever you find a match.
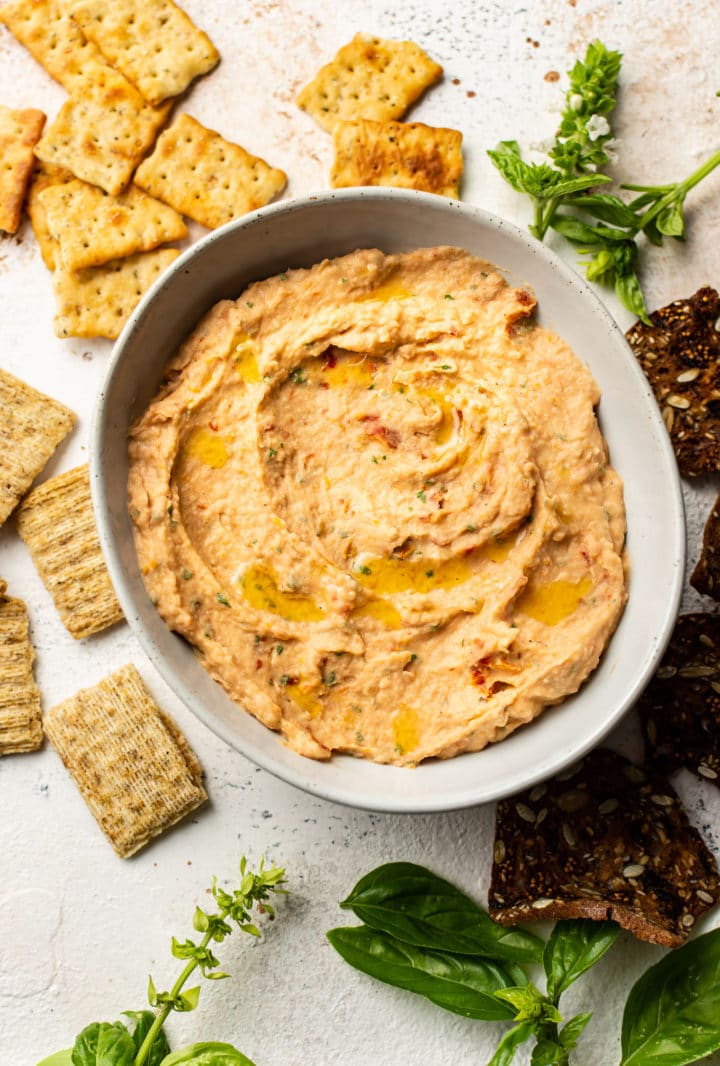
[52,247,179,339]
[69,0,219,107]
[134,113,287,229]
[638,613,720,786]
[34,66,171,197]
[16,464,123,638]
[40,178,187,272]
[690,494,720,601]
[625,287,720,476]
[330,119,463,197]
[489,748,719,946]
[0,586,43,755]
[0,105,46,233]
[44,664,206,857]
[26,160,75,269]
[0,368,76,527]
[297,34,443,133]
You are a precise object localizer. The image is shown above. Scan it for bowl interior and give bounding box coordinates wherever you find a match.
[92,189,684,812]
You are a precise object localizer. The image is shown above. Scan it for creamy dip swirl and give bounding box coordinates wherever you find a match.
[128,247,627,764]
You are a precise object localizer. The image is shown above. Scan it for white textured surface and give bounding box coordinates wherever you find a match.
[1,1,719,1063]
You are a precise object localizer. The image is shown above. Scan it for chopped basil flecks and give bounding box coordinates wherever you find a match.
[216,592,231,607]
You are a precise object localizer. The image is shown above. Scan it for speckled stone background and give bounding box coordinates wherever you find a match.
[1,1,720,1063]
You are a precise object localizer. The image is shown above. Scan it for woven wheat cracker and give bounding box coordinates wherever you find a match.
[44,663,206,857]
[0,105,46,233]
[0,593,43,755]
[70,0,219,106]
[297,34,443,132]
[16,464,123,638]
[134,113,287,228]
[0,368,75,527]
[330,119,462,197]
[40,179,187,272]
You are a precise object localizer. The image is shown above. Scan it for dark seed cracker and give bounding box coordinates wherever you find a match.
[625,287,720,476]
[690,495,720,601]
[489,748,719,946]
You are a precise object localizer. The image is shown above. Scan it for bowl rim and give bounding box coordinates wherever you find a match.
[91,186,685,812]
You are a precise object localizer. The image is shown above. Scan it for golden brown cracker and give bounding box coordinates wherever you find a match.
[0,0,107,93]
[44,663,206,857]
[52,247,179,339]
[0,368,76,527]
[16,464,124,638]
[330,119,462,197]
[26,160,75,269]
[40,178,187,272]
[134,113,287,228]
[297,34,443,132]
[69,0,219,106]
[34,68,171,197]
[0,104,46,233]
[0,593,43,755]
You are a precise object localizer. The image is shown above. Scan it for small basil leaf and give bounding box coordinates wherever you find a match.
[551,215,602,245]
[543,920,620,1002]
[327,925,521,1020]
[122,1010,171,1066]
[559,1012,592,1051]
[340,862,543,964]
[487,143,565,200]
[530,1039,566,1066]
[620,928,720,1066]
[159,1043,255,1066]
[567,193,638,228]
[548,174,611,198]
[494,984,545,1022]
[96,1026,135,1066]
[487,1021,536,1066]
[36,1053,74,1066]
[614,269,651,325]
[655,199,685,238]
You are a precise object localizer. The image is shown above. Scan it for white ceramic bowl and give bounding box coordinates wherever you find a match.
[91,188,684,813]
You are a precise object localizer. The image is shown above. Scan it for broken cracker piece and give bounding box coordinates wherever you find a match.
[134,113,287,229]
[16,464,123,639]
[625,287,720,476]
[34,67,171,197]
[0,592,43,755]
[297,33,443,133]
[44,663,206,857]
[489,748,719,947]
[0,104,46,233]
[52,247,179,339]
[26,160,76,269]
[690,494,720,601]
[40,179,187,272]
[0,368,76,527]
[0,0,108,93]
[330,118,462,197]
[638,613,720,786]
[69,0,219,106]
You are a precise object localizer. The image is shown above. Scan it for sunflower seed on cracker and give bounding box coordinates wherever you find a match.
[16,464,123,639]
[625,287,720,476]
[0,591,43,755]
[489,748,719,946]
[134,113,287,229]
[69,0,219,106]
[330,119,463,197]
[0,368,76,527]
[638,613,720,786]
[0,104,46,233]
[690,493,720,601]
[26,160,75,270]
[44,663,206,857]
[297,33,443,133]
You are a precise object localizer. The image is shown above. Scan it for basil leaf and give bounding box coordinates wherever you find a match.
[568,193,639,229]
[559,1012,592,1051]
[543,920,620,1002]
[620,928,720,1066]
[327,925,522,1020]
[551,215,603,245]
[488,1022,536,1066]
[71,1022,135,1066]
[655,199,685,238]
[614,269,651,324]
[159,1042,255,1066]
[36,1053,73,1066]
[487,142,564,199]
[531,1039,567,1065]
[546,174,610,198]
[340,861,543,964]
[122,1010,171,1066]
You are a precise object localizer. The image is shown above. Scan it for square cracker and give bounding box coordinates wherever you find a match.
[0,368,76,527]
[69,0,219,107]
[26,160,75,269]
[134,113,287,229]
[0,0,108,93]
[0,592,43,755]
[40,179,187,272]
[330,119,463,198]
[44,663,206,857]
[0,105,46,233]
[16,464,124,639]
[297,34,443,133]
[52,247,179,339]
[34,67,171,197]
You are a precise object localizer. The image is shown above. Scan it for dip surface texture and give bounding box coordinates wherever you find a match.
[128,247,627,765]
